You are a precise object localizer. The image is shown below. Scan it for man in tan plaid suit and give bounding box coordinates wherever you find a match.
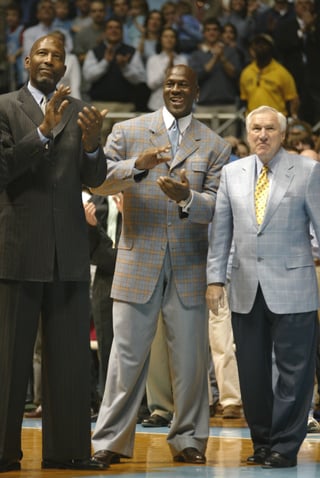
[91,64,231,468]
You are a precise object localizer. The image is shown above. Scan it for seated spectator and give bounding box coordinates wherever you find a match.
[161,1,178,28]
[189,17,242,136]
[73,0,107,66]
[82,17,145,140]
[110,0,131,44]
[221,22,245,68]
[173,0,203,54]
[71,0,93,35]
[73,0,107,99]
[52,0,74,34]
[126,0,149,48]
[22,0,73,63]
[137,9,164,64]
[255,0,295,37]
[52,30,82,99]
[274,0,320,125]
[146,26,187,111]
[219,0,267,63]
[236,138,249,157]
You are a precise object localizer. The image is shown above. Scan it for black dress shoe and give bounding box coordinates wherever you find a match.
[92,449,121,466]
[41,458,108,470]
[262,451,297,468]
[0,460,21,472]
[247,447,270,464]
[142,414,170,428]
[173,447,206,464]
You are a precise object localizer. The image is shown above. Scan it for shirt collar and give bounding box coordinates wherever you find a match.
[27,81,54,105]
[255,153,279,176]
[162,106,192,135]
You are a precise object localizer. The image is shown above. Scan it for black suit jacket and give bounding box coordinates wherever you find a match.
[0,86,107,281]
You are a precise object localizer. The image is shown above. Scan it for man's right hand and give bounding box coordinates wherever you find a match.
[206,284,225,315]
[135,145,171,170]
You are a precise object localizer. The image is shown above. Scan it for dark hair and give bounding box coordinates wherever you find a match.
[105,16,123,29]
[222,22,238,39]
[6,2,22,17]
[156,26,180,54]
[203,17,222,33]
[144,9,164,30]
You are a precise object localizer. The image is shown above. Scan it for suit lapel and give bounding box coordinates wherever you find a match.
[171,119,201,170]
[18,86,73,138]
[18,86,43,126]
[241,156,257,227]
[149,112,201,171]
[260,149,295,230]
[149,111,169,152]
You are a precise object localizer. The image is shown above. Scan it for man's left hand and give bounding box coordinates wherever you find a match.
[157,168,190,202]
[77,106,108,153]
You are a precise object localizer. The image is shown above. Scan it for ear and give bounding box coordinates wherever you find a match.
[24,56,30,70]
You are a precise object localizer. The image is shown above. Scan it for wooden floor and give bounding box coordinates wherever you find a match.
[4,417,320,477]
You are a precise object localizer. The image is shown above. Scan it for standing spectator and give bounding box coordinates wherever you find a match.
[189,17,242,136]
[146,26,187,111]
[240,33,299,118]
[90,64,231,469]
[274,0,320,125]
[0,33,108,473]
[6,2,25,91]
[82,17,145,140]
[206,105,320,468]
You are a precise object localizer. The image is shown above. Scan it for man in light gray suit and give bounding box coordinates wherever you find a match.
[90,64,231,467]
[206,105,320,468]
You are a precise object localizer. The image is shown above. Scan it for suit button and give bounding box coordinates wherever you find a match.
[257,257,264,262]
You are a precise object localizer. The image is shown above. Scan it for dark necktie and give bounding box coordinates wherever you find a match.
[40,96,48,114]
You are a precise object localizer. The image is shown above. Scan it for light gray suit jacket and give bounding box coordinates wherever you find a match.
[207,148,320,314]
[94,109,231,306]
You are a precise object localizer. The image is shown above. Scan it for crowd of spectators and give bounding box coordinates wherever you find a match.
[0,0,320,141]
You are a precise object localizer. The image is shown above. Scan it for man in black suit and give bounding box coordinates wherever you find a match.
[84,193,122,395]
[0,34,108,472]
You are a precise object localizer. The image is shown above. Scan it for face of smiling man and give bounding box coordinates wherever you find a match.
[163,65,199,119]
[247,110,286,164]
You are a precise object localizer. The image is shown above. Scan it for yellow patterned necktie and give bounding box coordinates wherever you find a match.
[255,165,269,225]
